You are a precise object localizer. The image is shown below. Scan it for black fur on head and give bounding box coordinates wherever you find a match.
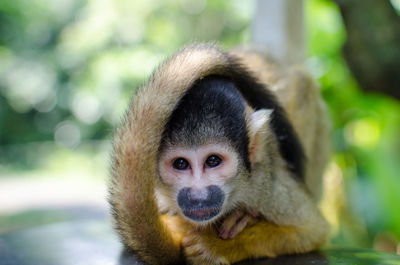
[161,75,251,170]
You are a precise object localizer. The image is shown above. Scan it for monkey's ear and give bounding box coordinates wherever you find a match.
[248,109,273,163]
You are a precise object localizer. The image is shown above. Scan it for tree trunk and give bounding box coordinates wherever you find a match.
[333,0,400,100]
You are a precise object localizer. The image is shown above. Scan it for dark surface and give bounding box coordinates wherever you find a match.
[1,218,400,265]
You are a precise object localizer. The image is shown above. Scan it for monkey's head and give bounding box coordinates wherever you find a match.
[157,76,271,224]
[158,141,245,223]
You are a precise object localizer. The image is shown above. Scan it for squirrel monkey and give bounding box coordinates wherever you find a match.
[108,44,330,264]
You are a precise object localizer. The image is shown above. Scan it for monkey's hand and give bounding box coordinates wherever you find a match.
[182,209,259,265]
[218,209,259,239]
[182,229,230,265]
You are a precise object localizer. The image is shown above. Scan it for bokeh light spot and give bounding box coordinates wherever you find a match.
[71,93,102,124]
[345,118,381,149]
[54,121,81,148]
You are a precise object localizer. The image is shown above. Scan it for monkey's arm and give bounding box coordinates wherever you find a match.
[183,219,327,265]
[182,180,328,265]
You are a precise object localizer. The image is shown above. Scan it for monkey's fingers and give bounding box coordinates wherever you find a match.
[228,215,249,239]
[184,243,204,256]
[182,232,205,257]
[181,231,198,248]
[218,210,244,239]
[228,214,259,239]
[247,208,259,218]
[183,232,230,265]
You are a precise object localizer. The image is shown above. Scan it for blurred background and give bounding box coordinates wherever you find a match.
[0,0,399,253]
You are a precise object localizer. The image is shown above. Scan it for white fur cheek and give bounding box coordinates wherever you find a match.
[158,158,183,187]
[159,170,177,186]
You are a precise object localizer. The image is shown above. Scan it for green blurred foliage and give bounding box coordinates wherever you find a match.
[307,0,400,247]
[0,0,251,169]
[0,0,400,248]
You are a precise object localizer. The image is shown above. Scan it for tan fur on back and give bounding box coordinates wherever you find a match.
[231,49,330,199]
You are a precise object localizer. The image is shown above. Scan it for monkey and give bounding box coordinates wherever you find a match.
[108,43,330,265]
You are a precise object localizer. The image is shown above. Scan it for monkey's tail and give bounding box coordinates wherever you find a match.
[108,128,182,264]
[108,103,186,264]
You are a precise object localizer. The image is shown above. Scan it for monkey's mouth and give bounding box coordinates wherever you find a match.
[182,207,221,221]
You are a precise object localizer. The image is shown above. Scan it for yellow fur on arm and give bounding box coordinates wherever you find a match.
[184,220,328,265]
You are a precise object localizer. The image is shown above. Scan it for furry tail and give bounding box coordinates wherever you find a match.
[109,123,182,264]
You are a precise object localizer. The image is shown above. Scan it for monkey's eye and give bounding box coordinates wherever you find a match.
[205,155,222,168]
[173,158,190,170]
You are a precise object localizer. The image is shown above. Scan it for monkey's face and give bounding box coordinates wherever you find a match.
[158,143,240,223]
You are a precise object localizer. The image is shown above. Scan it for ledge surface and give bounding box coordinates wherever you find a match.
[1,218,400,265]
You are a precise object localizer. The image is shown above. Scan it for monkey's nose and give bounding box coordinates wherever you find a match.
[178,187,207,208]
[177,185,224,209]
[177,185,225,221]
